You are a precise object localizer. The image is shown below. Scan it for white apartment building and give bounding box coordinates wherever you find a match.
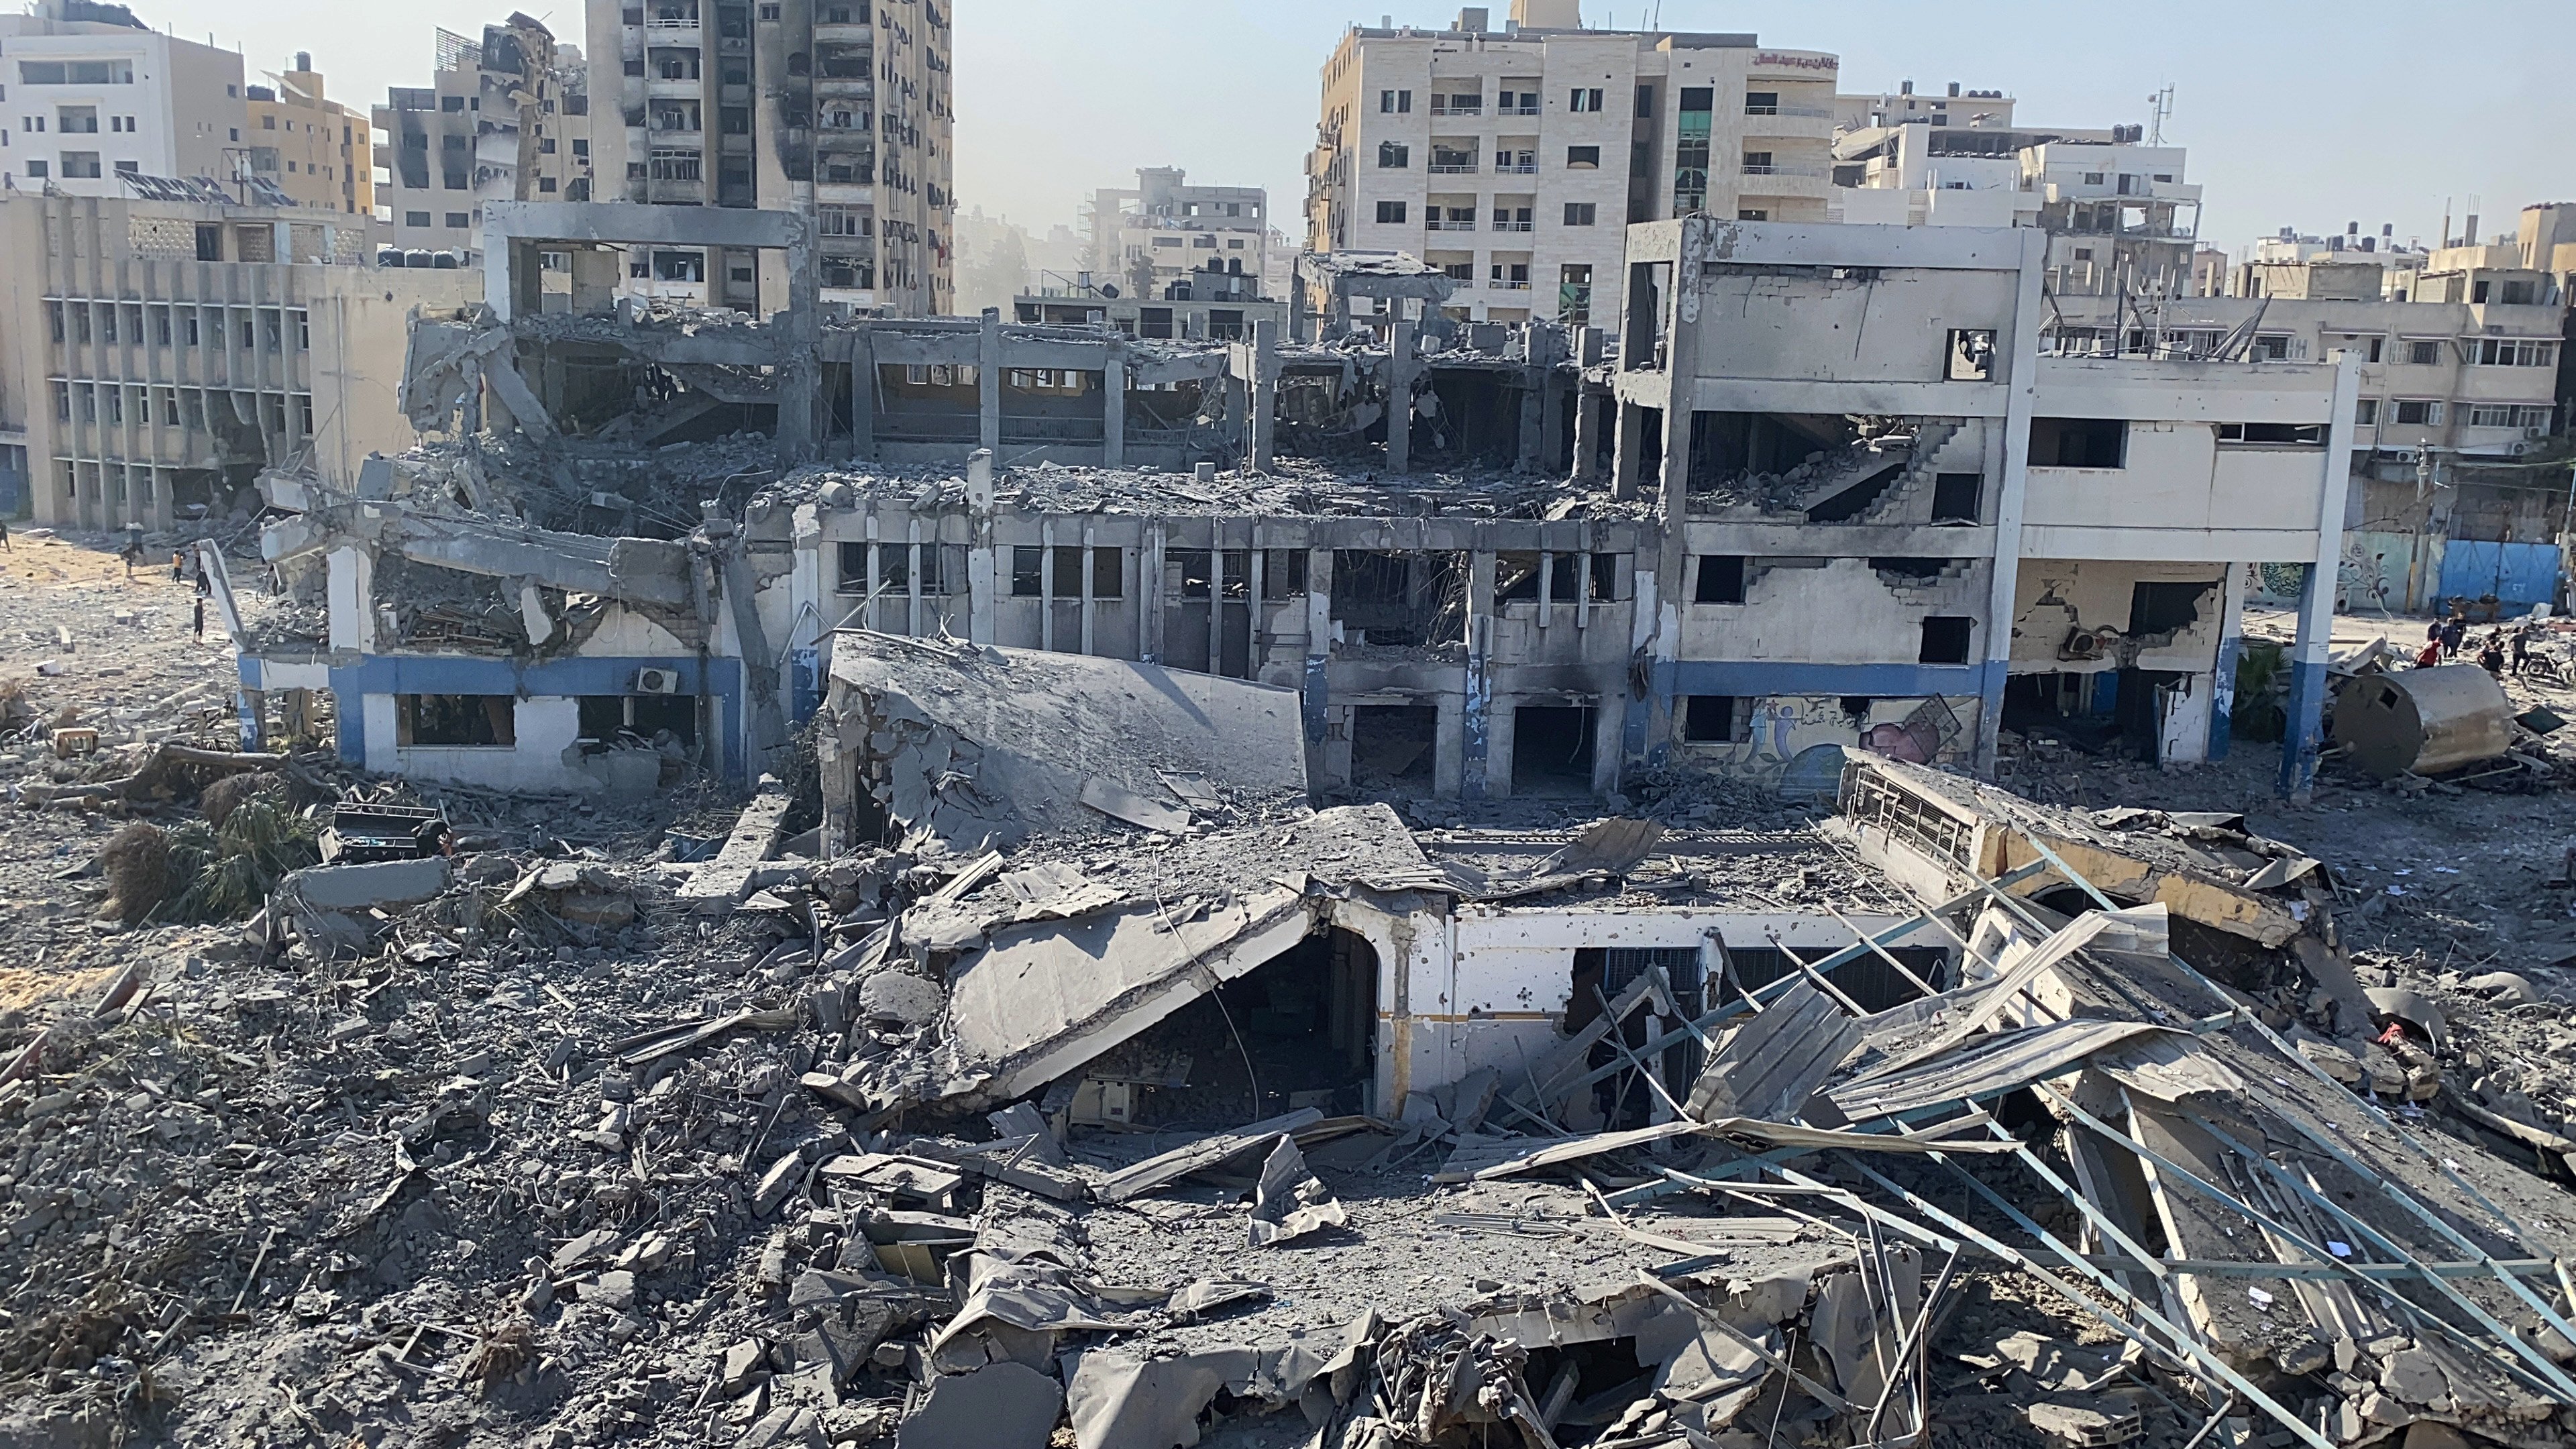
[0,0,248,196]
[1087,168,1273,301]
[1830,95,2201,298]
[374,19,594,264]
[583,0,955,316]
[0,191,477,531]
[1305,3,1838,329]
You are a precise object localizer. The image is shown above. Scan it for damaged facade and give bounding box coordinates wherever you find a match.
[231,211,2362,812]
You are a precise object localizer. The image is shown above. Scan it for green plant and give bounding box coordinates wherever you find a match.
[158,798,322,922]
[2232,640,2287,743]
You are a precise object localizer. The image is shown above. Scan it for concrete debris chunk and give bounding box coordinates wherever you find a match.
[1246,1135,1347,1246]
[2026,1398,2145,1447]
[894,1361,1061,1449]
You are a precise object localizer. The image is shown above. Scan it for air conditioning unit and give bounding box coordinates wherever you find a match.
[2059,627,2107,661]
[633,667,681,695]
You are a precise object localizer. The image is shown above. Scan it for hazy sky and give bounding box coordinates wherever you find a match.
[131,0,2572,256]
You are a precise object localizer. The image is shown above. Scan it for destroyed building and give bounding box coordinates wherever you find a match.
[237,210,2365,819]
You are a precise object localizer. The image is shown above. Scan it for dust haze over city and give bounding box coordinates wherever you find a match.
[3,0,2576,1447]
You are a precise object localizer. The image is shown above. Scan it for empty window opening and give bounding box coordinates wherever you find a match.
[1871,557,1949,581]
[1694,555,1746,604]
[1330,550,1465,647]
[2128,580,2212,637]
[396,693,515,747]
[1351,704,1438,789]
[1682,694,1749,743]
[1566,946,1703,1130]
[2215,421,2324,446]
[1919,616,1974,664]
[576,693,698,746]
[2029,417,2126,468]
[1512,704,1596,795]
[1930,472,1982,523]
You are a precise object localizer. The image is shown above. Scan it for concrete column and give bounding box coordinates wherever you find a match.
[1570,385,1598,482]
[789,503,826,723]
[1611,402,1646,501]
[1463,548,1495,800]
[2207,561,2249,762]
[1644,251,1704,776]
[2279,352,2365,800]
[977,308,1002,456]
[1080,523,1097,655]
[965,449,997,647]
[1205,521,1224,676]
[1249,319,1279,474]
[1387,317,1417,474]
[906,515,923,637]
[861,511,880,630]
[327,545,376,653]
[1102,343,1126,468]
[1972,230,2049,774]
[1039,516,1056,653]
[1303,546,1333,756]
[1142,522,1166,663]
[848,329,875,460]
[1241,530,1260,667]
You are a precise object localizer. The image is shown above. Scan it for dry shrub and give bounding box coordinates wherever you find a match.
[97,821,171,925]
[199,771,271,830]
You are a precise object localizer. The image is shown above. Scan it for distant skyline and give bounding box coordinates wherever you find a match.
[128,0,2573,257]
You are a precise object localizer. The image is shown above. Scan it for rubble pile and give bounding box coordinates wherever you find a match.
[21,534,2576,1448]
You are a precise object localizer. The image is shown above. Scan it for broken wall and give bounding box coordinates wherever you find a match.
[1383,905,1951,1109]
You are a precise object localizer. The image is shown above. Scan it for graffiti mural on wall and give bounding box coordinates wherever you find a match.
[1688,694,1978,782]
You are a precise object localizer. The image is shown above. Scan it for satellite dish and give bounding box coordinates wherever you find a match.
[1100,284,1120,299]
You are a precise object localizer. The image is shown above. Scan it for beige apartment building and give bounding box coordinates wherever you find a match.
[374,18,594,263]
[1304,1,1837,329]
[583,0,955,316]
[0,192,476,529]
[1087,168,1273,301]
[242,55,374,217]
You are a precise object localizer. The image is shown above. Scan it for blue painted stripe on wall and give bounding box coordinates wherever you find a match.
[307,653,747,782]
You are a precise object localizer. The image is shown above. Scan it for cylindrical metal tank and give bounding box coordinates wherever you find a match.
[2334,664,2514,778]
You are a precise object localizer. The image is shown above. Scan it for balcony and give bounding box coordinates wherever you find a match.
[1430,101,1483,117]
[1428,162,1479,175]
[1495,160,1536,174]
[1427,218,1476,232]
[644,11,700,30]
[1491,219,1533,233]
[1740,162,1829,178]
[1498,101,1539,115]
[1742,103,1832,117]
[1489,278,1531,290]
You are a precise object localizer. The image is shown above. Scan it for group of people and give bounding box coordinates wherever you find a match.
[2416,607,2551,679]
[110,523,216,639]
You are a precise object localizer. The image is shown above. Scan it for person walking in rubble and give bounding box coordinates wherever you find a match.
[170,549,186,582]
[2513,625,2537,678]
[0,517,10,551]
[2440,612,2469,657]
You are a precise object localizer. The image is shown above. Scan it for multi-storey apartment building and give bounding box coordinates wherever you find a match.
[1831,94,2200,298]
[2045,209,2575,611]
[0,192,476,529]
[1304,3,1837,329]
[374,19,593,264]
[0,0,248,196]
[1087,168,1273,300]
[242,56,374,217]
[583,0,954,316]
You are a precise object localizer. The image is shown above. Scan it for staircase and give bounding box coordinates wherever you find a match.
[1849,419,1968,527]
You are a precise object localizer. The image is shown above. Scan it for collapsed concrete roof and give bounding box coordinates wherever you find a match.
[822,631,1310,854]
